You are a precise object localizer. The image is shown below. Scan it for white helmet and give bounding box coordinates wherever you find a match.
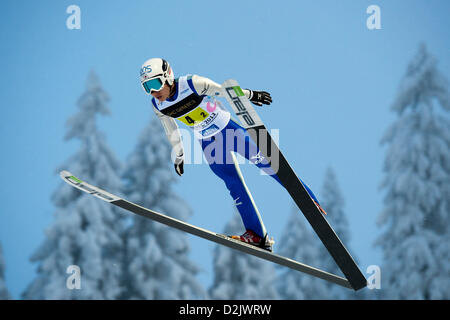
[140,58,174,95]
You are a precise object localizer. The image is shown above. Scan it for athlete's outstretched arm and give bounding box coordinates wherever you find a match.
[191,75,251,98]
[191,75,272,106]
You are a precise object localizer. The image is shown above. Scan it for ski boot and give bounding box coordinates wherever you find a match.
[314,200,327,215]
[229,230,275,252]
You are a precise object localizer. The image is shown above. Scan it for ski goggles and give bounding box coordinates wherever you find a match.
[142,76,164,94]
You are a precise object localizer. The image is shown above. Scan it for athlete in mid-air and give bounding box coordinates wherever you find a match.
[140,58,326,251]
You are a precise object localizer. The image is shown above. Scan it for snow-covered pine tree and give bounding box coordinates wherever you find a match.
[377,44,450,299]
[22,71,125,299]
[276,203,328,299]
[0,244,11,300]
[319,167,366,299]
[120,118,204,299]
[209,210,278,300]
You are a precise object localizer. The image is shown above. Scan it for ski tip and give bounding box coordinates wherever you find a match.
[59,170,72,179]
[59,170,83,185]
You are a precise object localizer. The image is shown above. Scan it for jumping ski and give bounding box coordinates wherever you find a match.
[222,79,367,291]
[60,170,353,289]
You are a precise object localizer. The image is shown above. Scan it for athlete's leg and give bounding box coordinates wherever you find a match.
[226,119,322,205]
[201,133,267,238]
[224,119,283,186]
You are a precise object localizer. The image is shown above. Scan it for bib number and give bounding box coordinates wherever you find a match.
[178,108,209,126]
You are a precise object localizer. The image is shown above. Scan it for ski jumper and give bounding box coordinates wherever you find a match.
[152,75,320,238]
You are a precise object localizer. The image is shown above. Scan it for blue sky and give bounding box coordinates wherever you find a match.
[1,0,449,298]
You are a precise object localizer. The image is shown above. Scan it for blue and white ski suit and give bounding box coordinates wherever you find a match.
[152,74,319,238]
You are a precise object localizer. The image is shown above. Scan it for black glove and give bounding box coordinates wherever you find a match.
[249,90,272,106]
[174,156,184,176]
